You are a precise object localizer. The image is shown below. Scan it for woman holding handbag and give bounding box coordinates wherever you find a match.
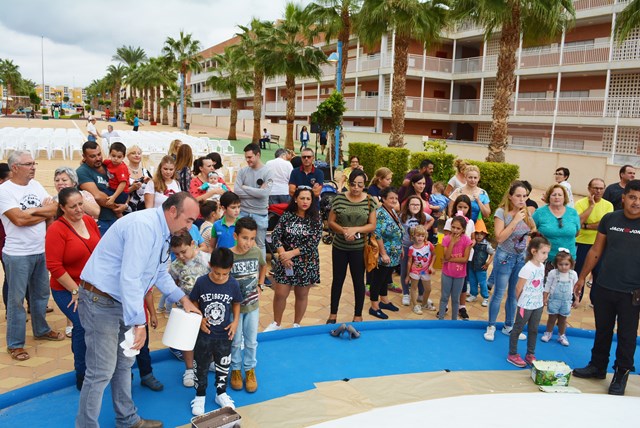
[327,169,377,324]
[45,187,101,390]
[368,187,403,319]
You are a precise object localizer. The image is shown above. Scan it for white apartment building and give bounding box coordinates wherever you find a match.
[189,0,640,160]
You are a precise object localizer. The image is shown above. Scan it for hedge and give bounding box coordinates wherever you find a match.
[409,152,455,185]
[376,147,410,187]
[347,143,378,183]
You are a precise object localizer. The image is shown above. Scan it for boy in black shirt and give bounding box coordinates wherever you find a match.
[189,248,242,416]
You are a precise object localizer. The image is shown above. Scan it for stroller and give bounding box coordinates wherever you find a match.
[266,202,288,267]
[320,181,338,244]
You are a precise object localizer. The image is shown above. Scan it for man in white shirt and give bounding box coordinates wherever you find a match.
[0,151,60,362]
[259,128,271,149]
[265,148,293,205]
[86,117,100,143]
[101,125,120,145]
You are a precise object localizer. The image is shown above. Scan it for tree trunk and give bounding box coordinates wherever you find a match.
[252,68,264,144]
[155,86,161,123]
[326,129,344,170]
[284,74,296,151]
[115,84,121,113]
[389,36,409,147]
[487,0,521,163]
[111,87,117,112]
[149,87,156,123]
[339,7,350,92]
[228,90,238,140]
[172,101,178,127]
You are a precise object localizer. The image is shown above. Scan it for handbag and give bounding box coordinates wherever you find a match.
[363,197,379,272]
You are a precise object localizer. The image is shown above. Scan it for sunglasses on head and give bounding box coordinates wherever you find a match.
[350,181,365,188]
[556,217,563,228]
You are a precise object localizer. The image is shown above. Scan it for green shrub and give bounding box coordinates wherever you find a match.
[410,152,455,184]
[376,147,410,187]
[134,98,143,110]
[125,108,137,125]
[41,108,47,115]
[348,143,378,181]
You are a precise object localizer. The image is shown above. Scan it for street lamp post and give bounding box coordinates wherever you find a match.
[328,40,343,171]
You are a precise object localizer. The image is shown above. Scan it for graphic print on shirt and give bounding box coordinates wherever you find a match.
[204,301,226,326]
[19,193,43,210]
[409,245,433,274]
[231,257,260,301]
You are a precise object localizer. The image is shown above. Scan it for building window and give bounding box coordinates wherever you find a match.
[554,139,585,150]
[518,91,546,99]
[512,136,543,147]
[559,90,589,98]
[365,91,378,97]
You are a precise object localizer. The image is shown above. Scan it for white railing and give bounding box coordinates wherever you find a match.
[519,42,610,68]
[572,0,614,11]
[453,57,483,74]
[451,99,480,115]
[345,96,379,111]
[605,98,640,118]
[406,55,453,73]
[404,97,450,113]
[612,39,640,61]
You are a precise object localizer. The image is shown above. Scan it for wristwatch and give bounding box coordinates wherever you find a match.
[72,289,79,295]
[135,323,147,329]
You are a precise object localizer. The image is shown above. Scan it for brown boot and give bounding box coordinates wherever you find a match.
[230,370,243,391]
[245,368,258,393]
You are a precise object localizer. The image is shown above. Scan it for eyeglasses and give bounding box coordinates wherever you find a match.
[17,162,38,168]
[160,238,171,264]
[350,182,365,188]
[301,155,313,159]
[556,217,563,228]
[554,172,564,176]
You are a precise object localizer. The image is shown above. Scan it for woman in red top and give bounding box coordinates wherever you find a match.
[45,187,101,390]
[189,156,225,202]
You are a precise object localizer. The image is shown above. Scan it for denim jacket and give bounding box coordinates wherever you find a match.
[471,239,495,271]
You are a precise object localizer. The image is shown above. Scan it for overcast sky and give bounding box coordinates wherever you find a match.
[0,0,310,88]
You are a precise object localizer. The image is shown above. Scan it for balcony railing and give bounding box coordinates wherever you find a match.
[572,0,614,11]
[345,96,379,111]
[405,97,450,114]
[453,56,497,74]
[519,42,611,68]
[407,55,453,73]
[451,99,481,115]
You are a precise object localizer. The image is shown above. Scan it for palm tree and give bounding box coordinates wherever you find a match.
[616,0,640,42]
[112,45,147,105]
[272,2,328,150]
[0,59,22,111]
[105,64,126,113]
[305,0,361,92]
[160,83,179,126]
[206,45,254,140]
[356,0,449,147]
[237,19,279,143]
[454,0,574,162]
[162,31,203,130]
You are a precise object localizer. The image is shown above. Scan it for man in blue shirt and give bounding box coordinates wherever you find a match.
[76,141,127,235]
[289,147,324,199]
[76,192,202,428]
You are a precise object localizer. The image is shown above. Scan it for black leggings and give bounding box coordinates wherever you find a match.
[193,335,232,397]
[330,247,366,317]
[370,265,396,302]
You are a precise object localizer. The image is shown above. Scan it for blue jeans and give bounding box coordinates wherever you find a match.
[488,248,525,328]
[467,264,489,299]
[231,308,259,371]
[400,244,424,296]
[3,252,52,349]
[51,289,86,377]
[97,218,116,236]
[76,287,141,428]
[87,135,97,142]
[240,211,268,260]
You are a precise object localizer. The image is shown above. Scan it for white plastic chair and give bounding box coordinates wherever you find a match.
[51,135,68,160]
[218,140,235,155]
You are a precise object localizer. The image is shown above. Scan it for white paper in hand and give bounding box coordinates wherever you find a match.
[120,327,140,357]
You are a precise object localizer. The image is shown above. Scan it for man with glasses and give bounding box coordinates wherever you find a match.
[603,164,636,211]
[289,147,324,199]
[76,192,202,427]
[234,143,273,260]
[0,151,61,362]
[574,178,613,298]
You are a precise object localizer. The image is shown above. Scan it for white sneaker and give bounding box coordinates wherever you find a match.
[466,295,477,303]
[183,369,196,387]
[424,302,436,311]
[264,321,281,332]
[402,294,410,306]
[558,334,570,346]
[412,304,423,315]
[215,392,235,409]
[191,395,205,416]
[541,331,553,343]
[292,323,301,328]
[502,326,527,341]
[427,298,433,306]
[484,325,496,341]
[481,298,489,307]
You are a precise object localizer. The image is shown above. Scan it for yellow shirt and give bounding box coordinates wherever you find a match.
[575,197,614,245]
